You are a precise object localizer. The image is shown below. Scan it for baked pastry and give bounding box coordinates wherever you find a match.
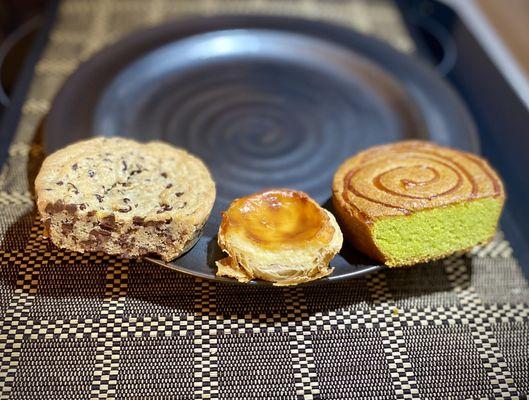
[332,141,505,266]
[216,189,343,285]
[35,137,215,261]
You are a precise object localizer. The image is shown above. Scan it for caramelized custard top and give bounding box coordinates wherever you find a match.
[221,189,333,250]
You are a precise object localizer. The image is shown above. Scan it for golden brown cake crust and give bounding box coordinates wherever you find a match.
[332,141,505,265]
[333,140,505,222]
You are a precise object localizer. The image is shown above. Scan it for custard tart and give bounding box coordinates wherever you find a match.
[216,189,343,285]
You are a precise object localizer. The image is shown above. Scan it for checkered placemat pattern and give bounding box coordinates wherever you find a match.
[1,0,528,399]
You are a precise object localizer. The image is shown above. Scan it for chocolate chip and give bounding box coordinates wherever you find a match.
[123,198,130,203]
[71,163,78,171]
[117,205,132,213]
[95,194,103,203]
[88,170,95,178]
[61,222,74,235]
[45,202,64,213]
[166,183,173,189]
[175,192,184,197]
[65,204,77,213]
[43,201,75,215]
[161,172,168,178]
[67,182,79,194]
[164,218,173,224]
[79,204,87,210]
[90,228,111,237]
[157,204,173,214]
[122,160,127,171]
[132,216,157,227]
[56,181,64,186]
[100,215,115,231]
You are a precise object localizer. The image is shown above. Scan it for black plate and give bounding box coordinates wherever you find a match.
[45,16,478,285]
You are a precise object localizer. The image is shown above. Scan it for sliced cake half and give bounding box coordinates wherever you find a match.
[332,141,505,266]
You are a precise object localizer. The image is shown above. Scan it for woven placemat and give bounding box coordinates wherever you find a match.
[1,0,528,399]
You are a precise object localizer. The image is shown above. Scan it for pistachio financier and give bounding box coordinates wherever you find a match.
[332,141,505,266]
[35,137,215,261]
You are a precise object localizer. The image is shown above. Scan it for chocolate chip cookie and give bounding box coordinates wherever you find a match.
[35,137,216,261]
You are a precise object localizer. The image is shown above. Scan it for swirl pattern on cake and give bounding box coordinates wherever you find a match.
[337,141,502,220]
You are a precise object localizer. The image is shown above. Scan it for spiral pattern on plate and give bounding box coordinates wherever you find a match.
[339,141,502,217]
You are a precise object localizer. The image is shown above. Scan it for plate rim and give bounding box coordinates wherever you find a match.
[145,255,386,287]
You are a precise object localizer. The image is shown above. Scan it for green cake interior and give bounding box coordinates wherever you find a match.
[373,198,502,266]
